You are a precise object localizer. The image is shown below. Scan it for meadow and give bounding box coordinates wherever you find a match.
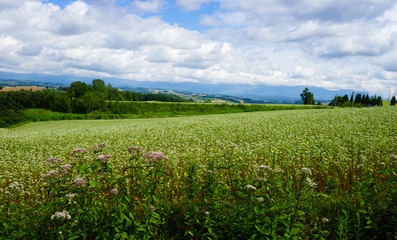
[0,107,396,239]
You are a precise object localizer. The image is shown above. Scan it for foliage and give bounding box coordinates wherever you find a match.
[0,84,329,127]
[0,107,396,239]
[330,93,383,107]
[391,96,396,106]
[300,88,315,105]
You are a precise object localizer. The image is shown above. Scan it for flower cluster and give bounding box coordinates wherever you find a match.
[61,164,72,174]
[9,181,24,191]
[42,170,60,179]
[110,188,118,195]
[305,177,318,188]
[126,146,142,153]
[70,148,88,156]
[46,157,62,165]
[73,178,86,186]
[142,151,169,162]
[256,164,272,172]
[51,210,71,220]
[65,193,78,204]
[299,167,312,175]
[90,143,106,153]
[244,185,257,191]
[97,155,112,161]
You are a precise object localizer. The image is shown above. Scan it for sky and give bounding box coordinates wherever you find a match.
[0,0,396,97]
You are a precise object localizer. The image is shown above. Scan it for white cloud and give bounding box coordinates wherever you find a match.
[132,0,166,13]
[176,0,211,11]
[292,66,315,78]
[0,0,396,96]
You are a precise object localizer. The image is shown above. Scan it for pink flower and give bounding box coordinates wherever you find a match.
[61,164,72,173]
[126,146,142,153]
[46,157,62,165]
[42,170,60,179]
[150,206,156,212]
[110,188,118,195]
[142,152,169,162]
[97,155,111,161]
[70,148,88,156]
[90,143,106,153]
[74,178,86,186]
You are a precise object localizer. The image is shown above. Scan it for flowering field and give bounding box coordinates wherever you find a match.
[1,107,396,239]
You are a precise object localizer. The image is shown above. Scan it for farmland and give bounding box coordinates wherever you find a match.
[0,107,396,239]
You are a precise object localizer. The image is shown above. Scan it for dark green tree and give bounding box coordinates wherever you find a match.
[300,87,315,105]
[92,79,108,99]
[68,81,91,98]
[391,96,396,106]
[355,93,362,104]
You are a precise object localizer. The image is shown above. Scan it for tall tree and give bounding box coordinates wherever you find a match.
[391,96,396,106]
[300,87,315,105]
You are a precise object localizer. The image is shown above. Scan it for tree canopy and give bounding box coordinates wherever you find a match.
[300,88,315,105]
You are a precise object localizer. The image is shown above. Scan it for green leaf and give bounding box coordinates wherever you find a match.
[357,209,367,214]
[290,228,301,235]
[88,180,96,187]
[297,210,305,216]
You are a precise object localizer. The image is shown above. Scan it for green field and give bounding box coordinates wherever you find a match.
[1,107,396,239]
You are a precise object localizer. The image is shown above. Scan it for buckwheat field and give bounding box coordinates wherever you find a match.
[1,107,396,239]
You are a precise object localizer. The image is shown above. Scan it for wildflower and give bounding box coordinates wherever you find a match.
[256,165,272,172]
[257,197,265,202]
[244,185,257,191]
[110,188,118,195]
[51,210,71,220]
[74,178,86,186]
[70,148,88,156]
[61,164,72,173]
[150,206,156,212]
[46,157,62,165]
[9,182,24,191]
[205,211,210,215]
[97,155,111,161]
[322,217,329,223]
[42,170,60,179]
[389,154,397,161]
[299,167,312,175]
[89,143,106,153]
[126,146,142,153]
[305,177,318,188]
[65,193,77,200]
[142,151,169,162]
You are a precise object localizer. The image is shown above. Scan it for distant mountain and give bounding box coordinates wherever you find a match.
[0,71,365,103]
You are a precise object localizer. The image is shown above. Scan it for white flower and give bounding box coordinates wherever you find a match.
[305,177,317,188]
[256,165,272,172]
[244,185,257,191]
[51,210,71,220]
[257,197,265,202]
[299,167,312,175]
[322,217,329,223]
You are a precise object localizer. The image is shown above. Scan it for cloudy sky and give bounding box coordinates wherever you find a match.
[0,0,396,96]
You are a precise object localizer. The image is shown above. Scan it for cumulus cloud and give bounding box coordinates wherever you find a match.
[0,0,396,96]
[176,0,211,11]
[132,0,166,13]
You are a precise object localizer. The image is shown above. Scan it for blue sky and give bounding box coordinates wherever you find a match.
[0,0,396,96]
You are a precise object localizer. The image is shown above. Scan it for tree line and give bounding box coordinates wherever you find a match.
[0,79,187,127]
[328,93,384,107]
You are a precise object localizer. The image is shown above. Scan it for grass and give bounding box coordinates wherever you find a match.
[1,107,396,239]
